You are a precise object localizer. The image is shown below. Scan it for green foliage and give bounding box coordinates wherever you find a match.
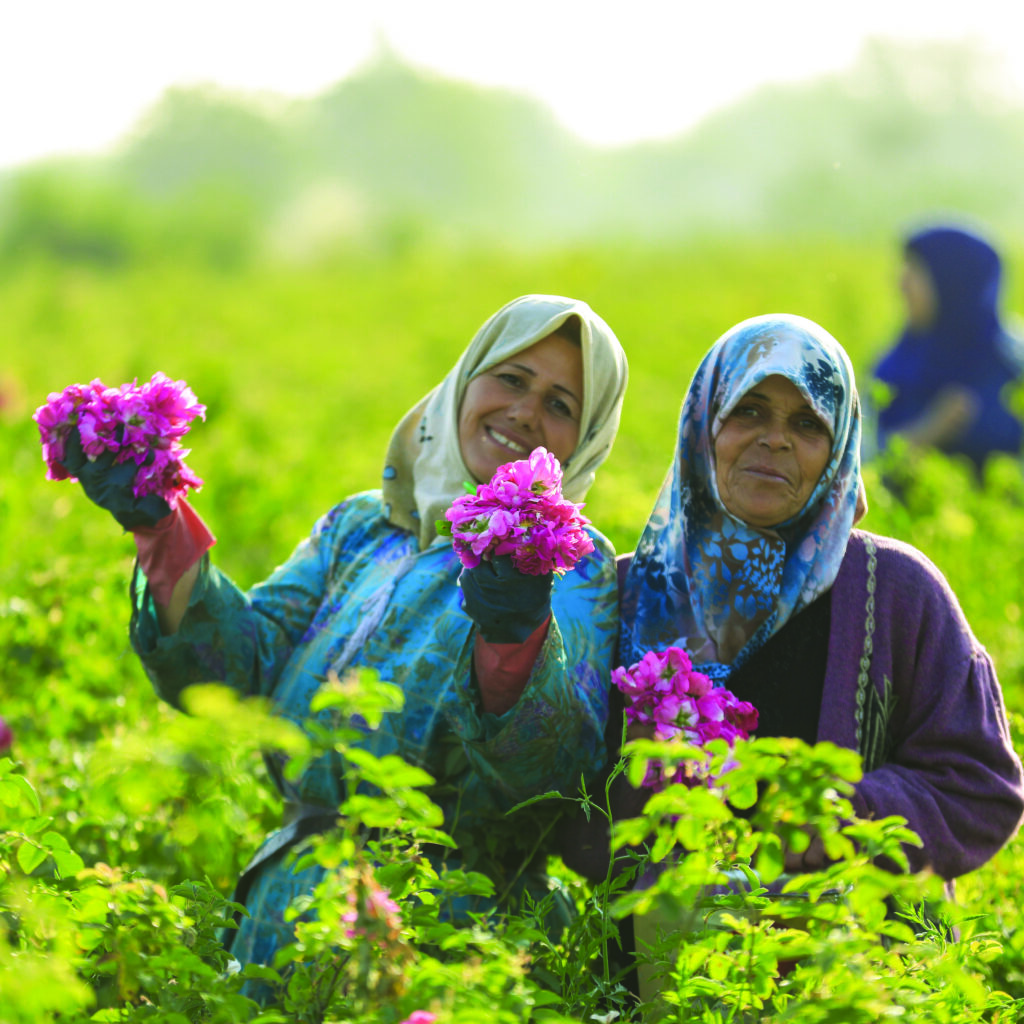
[3,243,1024,1021]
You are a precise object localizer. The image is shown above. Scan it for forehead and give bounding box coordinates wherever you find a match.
[743,375,812,404]
[712,339,844,436]
[497,333,582,376]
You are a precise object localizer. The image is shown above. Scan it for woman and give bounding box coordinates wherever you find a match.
[69,294,629,970]
[564,311,1023,918]
[873,223,1024,471]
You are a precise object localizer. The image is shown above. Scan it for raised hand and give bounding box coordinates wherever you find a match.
[60,430,172,531]
[459,554,553,644]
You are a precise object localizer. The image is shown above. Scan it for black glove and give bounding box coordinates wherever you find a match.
[60,429,172,531]
[459,554,553,644]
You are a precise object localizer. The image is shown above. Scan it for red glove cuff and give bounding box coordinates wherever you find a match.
[132,498,215,606]
[473,616,550,716]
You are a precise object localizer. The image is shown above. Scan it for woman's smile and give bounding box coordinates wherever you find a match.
[739,462,791,483]
[485,425,530,455]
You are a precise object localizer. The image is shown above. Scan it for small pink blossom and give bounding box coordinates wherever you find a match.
[489,446,562,502]
[0,716,12,754]
[33,374,205,507]
[399,1013,438,1024]
[440,446,593,576]
[613,645,758,790]
[340,867,403,948]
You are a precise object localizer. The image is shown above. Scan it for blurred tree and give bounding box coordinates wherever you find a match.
[3,36,1024,266]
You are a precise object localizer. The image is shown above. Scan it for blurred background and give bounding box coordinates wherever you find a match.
[4,1,1024,261]
[4,0,1024,571]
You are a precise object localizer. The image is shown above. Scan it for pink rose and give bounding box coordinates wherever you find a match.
[612,646,758,790]
[0,716,13,754]
[34,374,205,506]
[443,447,592,576]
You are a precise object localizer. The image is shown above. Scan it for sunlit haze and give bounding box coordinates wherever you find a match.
[6,0,1024,170]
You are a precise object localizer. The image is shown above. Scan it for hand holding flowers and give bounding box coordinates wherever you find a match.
[34,373,205,529]
[439,446,594,576]
[439,447,594,644]
[613,646,758,790]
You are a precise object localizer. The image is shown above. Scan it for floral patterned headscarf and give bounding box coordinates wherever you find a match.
[619,314,866,680]
[382,294,629,550]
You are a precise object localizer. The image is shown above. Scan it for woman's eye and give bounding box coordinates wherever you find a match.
[797,416,828,434]
[548,397,574,418]
[496,372,524,388]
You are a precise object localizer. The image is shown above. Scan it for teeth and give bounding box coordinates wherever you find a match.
[490,429,527,453]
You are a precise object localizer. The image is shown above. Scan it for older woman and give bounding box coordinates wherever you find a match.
[565,312,1023,912]
[68,294,629,971]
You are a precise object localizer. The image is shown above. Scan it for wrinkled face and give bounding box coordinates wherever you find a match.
[458,332,584,483]
[900,252,938,330]
[713,374,832,528]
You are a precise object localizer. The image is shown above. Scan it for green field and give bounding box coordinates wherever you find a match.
[4,244,1024,1021]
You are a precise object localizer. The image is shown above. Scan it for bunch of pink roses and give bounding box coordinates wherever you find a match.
[33,373,205,507]
[439,446,594,576]
[613,646,758,790]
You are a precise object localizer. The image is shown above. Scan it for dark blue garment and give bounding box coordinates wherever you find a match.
[874,225,1023,467]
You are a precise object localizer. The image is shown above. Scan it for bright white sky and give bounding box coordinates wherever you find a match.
[4,0,1024,170]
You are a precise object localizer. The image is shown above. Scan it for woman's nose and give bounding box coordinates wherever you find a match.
[758,416,792,448]
[508,391,541,427]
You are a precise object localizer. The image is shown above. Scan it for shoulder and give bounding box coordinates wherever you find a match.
[585,525,616,564]
[840,529,972,632]
[844,529,952,586]
[311,490,399,547]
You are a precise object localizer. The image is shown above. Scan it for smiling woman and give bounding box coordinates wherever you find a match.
[86,291,630,996]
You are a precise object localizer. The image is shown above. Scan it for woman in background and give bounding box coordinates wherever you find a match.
[873,223,1023,471]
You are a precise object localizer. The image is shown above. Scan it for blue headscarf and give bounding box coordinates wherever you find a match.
[619,314,866,681]
[875,224,1023,464]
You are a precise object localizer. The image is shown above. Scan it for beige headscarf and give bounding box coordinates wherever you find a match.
[381,294,629,549]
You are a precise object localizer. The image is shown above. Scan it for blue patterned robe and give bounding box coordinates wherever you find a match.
[130,490,617,965]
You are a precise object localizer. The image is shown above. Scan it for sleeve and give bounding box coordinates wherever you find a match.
[443,531,618,811]
[473,620,550,715]
[556,551,641,880]
[556,698,651,882]
[129,499,359,709]
[851,546,1024,879]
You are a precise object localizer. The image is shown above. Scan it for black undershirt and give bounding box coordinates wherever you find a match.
[724,589,831,744]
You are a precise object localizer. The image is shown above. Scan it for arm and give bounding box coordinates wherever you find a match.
[131,499,215,633]
[850,542,1024,879]
[444,533,619,811]
[473,622,549,716]
[154,561,201,635]
[130,499,363,708]
[460,553,553,715]
[895,385,978,448]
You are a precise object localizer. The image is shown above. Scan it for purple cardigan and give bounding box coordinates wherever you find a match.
[823,530,1023,880]
[563,530,1024,887]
